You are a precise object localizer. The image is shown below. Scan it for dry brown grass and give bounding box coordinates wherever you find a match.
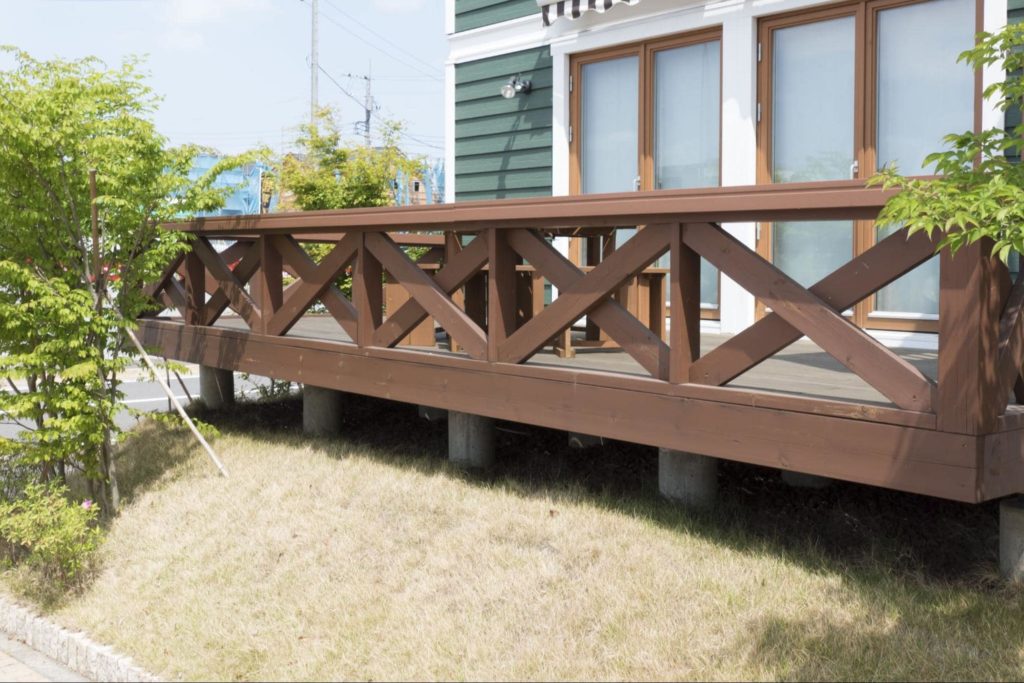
[5,395,1024,681]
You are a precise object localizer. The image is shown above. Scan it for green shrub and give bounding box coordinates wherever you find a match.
[0,483,102,585]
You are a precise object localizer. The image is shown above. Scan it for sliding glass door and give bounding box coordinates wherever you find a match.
[571,29,722,314]
[758,0,976,330]
[769,14,856,289]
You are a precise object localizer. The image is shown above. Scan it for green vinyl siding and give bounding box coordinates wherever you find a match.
[455,47,552,202]
[455,0,539,32]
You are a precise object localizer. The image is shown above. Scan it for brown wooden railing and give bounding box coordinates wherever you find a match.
[142,180,1023,442]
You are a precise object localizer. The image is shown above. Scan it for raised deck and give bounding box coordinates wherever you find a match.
[138,180,1024,503]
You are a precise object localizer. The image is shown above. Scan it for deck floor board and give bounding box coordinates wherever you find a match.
[211,315,939,408]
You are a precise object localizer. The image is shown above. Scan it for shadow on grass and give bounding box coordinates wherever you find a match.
[115,393,1024,679]
[185,392,1002,587]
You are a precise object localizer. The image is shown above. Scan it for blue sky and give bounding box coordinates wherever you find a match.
[0,0,447,159]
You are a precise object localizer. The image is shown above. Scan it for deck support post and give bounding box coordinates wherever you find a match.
[303,385,344,436]
[199,367,234,411]
[1001,496,1024,582]
[448,411,495,469]
[658,448,717,508]
[568,432,605,449]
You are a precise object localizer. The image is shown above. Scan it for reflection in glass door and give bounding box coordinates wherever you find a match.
[769,14,856,288]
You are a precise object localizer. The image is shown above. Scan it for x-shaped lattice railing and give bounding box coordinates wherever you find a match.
[147,223,947,413]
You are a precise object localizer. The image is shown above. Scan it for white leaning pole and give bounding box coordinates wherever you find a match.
[124,327,230,478]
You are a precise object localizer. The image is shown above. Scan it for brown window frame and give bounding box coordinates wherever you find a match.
[755,0,984,332]
[569,26,724,319]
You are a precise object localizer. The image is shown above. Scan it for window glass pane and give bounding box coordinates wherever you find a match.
[772,16,855,183]
[653,40,720,308]
[771,18,854,290]
[873,225,939,316]
[654,41,720,189]
[876,0,975,175]
[581,56,639,194]
[874,0,972,316]
[773,221,853,288]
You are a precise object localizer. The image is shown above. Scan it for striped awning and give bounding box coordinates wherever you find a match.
[537,0,642,26]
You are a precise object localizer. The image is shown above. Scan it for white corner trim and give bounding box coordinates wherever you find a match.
[444,0,455,35]
[0,594,160,682]
[444,62,456,204]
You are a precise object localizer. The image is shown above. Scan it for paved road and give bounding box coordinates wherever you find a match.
[0,634,85,682]
[0,372,273,439]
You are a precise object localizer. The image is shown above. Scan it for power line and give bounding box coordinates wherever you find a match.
[321,0,443,79]
[298,0,442,82]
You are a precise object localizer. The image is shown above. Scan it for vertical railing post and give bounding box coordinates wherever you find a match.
[256,237,283,335]
[445,231,465,353]
[669,223,701,384]
[354,233,383,347]
[937,238,1003,434]
[487,228,516,362]
[183,247,205,326]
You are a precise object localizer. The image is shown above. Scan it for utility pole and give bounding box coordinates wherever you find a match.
[310,0,319,128]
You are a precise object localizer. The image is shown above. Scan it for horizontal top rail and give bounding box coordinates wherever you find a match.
[169,180,903,237]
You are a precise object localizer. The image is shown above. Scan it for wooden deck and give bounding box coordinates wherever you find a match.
[137,180,1024,505]
[213,315,938,408]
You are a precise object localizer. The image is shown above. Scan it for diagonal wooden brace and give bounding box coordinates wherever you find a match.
[685,223,935,412]
[269,234,359,338]
[193,237,263,329]
[691,227,939,387]
[506,229,670,378]
[500,224,671,369]
[373,232,489,348]
[365,232,488,360]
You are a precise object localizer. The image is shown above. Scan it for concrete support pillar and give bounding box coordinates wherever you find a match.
[199,366,234,410]
[418,405,448,422]
[1000,496,1024,582]
[658,448,717,509]
[568,432,605,449]
[781,470,833,490]
[303,385,344,436]
[448,411,495,469]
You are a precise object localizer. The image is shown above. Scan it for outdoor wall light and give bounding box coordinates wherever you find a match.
[501,75,532,99]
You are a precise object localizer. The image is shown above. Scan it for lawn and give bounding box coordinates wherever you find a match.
[4,394,1024,681]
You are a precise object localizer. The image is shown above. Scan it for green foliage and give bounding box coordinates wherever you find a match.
[0,262,121,481]
[0,483,102,586]
[239,374,297,403]
[0,47,254,508]
[870,23,1024,260]
[278,107,424,211]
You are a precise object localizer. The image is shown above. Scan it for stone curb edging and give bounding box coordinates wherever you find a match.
[0,595,160,682]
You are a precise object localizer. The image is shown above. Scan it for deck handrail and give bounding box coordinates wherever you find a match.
[169,179,903,236]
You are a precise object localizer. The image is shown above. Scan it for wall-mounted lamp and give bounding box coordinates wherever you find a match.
[500,75,532,99]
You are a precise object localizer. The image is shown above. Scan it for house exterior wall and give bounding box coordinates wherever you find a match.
[455,0,539,32]
[454,47,554,202]
[445,0,1009,342]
